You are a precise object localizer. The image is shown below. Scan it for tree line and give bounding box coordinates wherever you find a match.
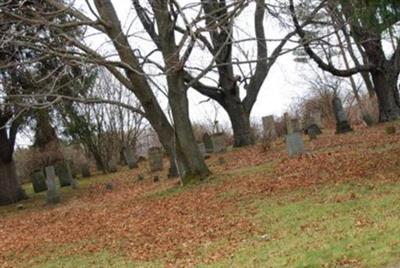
[0,0,399,205]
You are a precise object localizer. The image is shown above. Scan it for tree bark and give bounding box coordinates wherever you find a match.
[0,159,27,205]
[372,70,400,121]
[222,99,254,147]
[0,120,27,206]
[94,0,207,183]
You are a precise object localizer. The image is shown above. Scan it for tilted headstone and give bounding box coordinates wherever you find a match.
[286,132,305,157]
[81,163,91,178]
[202,133,214,153]
[332,97,353,134]
[148,147,163,172]
[45,166,60,204]
[210,133,227,153]
[31,170,47,193]
[262,115,277,140]
[123,147,138,169]
[55,162,73,187]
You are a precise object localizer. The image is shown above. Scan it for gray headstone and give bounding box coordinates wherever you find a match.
[284,112,292,134]
[310,111,322,127]
[81,163,91,178]
[108,159,118,173]
[45,166,60,204]
[198,143,206,157]
[304,124,322,140]
[203,133,214,153]
[68,161,79,178]
[262,115,277,139]
[123,147,138,169]
[31,170,47,193]
[55,162,73,187]
[210,133,227,153]
[148,147,163,172]
[291,118,302,133]
[332,97,353,134]
[286,133,305,157]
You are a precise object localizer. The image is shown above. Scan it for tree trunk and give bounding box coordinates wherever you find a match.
[223,100,255,147]
[168,73,211,184]
[0,160,27,206]
[372,70,400,122]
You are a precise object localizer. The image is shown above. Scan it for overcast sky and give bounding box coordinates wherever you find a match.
[17,0,314,146]
[85,0,311,123]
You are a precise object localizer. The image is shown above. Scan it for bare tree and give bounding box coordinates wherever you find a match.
[289,0,400,122]
[62,69,147,173]
[2,0,212,183]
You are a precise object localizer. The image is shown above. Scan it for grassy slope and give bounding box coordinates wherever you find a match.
[1,124,400,268]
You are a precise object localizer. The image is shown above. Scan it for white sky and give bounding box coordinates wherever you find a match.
[83,0,309,124]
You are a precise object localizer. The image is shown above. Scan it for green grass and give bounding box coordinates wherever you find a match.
[22,250,160,268]
[4,155,400,267]
[201,181,400,268]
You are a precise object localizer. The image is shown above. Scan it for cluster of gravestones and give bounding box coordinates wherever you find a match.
[198,133,227,157]
[31,162,78,204]
[261,96,353,157]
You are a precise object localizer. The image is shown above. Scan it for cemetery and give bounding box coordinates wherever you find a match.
[1,0,400,267]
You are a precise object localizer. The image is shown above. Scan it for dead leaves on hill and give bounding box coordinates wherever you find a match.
[1,125,400,267]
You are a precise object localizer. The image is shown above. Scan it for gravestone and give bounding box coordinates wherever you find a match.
[31,170,47,193]
[68,161,79,178]
[148,147,163,172]
[202,133,214,153]
[304,124,322,140]
[81,163,91,178]
[108,159,118,173]
[123,147,138,169]
[310,111,322,127]
[210,133,227,153]
[45,166,60,204]
[262,115,277,139]
[332,97,353,134]
[198,143,206,157]
[55,162,74,187]
[291,118,302,133]
[286,132,305,157]
[284,112,292,134]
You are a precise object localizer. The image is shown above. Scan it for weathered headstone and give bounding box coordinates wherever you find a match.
[286,132,305,157]
[291,118,302,133]
[123,147,138,169]
[310,111,322,127]
[108,159,118,173]
[198,143,207,157]
[81,163,91,178]
[210,133,227,153]
[203,133,214,153]
[332,97,353,134]
[262,115,277,140]
[148,147,163,172]
[304,124,322,140]
[31,170,47,193]
[68,161,79,178]
[284,112,292,134]
[55,162,74,187]
[45,166,60,204]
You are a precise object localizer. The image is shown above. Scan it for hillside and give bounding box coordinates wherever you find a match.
[1,124,400,268]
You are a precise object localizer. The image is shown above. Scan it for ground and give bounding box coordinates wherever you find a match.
[1,123,400,268]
